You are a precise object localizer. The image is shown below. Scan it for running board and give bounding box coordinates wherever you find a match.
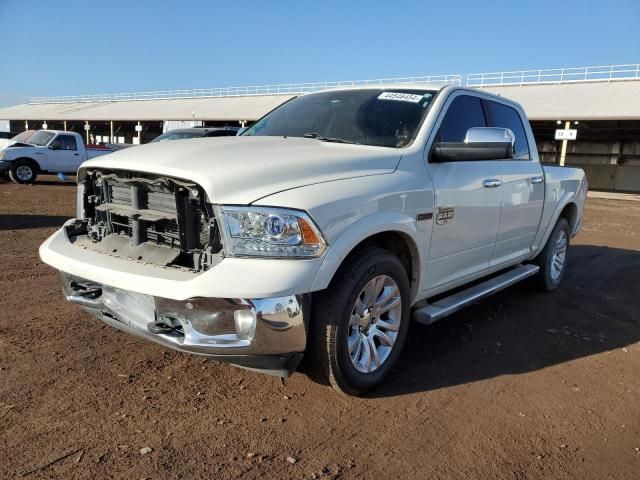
[413,264,540,326]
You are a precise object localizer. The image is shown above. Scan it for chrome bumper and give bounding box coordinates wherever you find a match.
[59,272,309,376]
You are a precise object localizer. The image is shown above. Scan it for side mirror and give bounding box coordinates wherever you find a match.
[49,141,61,150]
[431,127,515,162]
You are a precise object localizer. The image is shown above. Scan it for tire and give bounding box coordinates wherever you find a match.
[533,217,570,291]
[305,247,411,395]
[9,160,38,184]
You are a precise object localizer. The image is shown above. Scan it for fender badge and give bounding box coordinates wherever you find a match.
[416,212,433,221]
[436,206,454,224]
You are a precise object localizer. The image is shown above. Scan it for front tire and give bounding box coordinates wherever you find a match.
[9,160,38,184]
[305,247,411,395]
[533,217,570,291]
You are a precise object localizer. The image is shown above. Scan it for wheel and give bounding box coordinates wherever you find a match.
[9,160,38,184]
[305,247,411,395]
[533,217,570,291]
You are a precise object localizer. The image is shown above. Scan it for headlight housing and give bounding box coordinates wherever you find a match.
[0,152,6,160]
[216,206,326,258]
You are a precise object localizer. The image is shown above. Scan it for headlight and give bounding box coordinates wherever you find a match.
[0,152,5,160]
[216,206,326,258]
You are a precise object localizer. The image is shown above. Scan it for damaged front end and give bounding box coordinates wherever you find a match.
[70,169,223,272]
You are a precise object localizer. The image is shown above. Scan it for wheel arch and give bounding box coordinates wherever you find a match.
[310,218,424,303]
[558,202,578,232]
[14,157,41,171]
[532,195,579,259]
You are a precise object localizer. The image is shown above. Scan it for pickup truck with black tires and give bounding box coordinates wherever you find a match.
[0,130,111,184]
[39,85,587,395]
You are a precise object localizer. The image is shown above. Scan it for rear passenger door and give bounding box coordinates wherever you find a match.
[484,100,545,266]
[424,93,503,290]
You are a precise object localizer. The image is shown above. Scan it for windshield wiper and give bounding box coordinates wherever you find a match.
[303,132,358,144]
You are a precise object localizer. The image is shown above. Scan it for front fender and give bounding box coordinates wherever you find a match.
[309,211,425,301]
[3,147,45,170]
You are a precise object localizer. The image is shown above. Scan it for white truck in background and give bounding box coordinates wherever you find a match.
[39,86,587,395]
[0,130,112,183]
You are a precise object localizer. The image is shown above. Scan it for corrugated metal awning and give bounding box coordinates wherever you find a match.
[480,80,640,121]
[0,94,296,121]
[1,80,640,122]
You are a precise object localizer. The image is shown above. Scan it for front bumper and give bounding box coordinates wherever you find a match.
[59,272,309,376]
[0,160,11,172]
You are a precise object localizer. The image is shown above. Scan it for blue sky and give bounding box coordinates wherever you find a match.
[1,0,638,106]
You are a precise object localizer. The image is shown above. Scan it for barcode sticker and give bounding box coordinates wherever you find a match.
[378,92,425,103]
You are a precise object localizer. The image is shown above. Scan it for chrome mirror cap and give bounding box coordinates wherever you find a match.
[464,127,515,146]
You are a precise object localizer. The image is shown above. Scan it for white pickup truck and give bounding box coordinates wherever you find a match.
[39,86,587,395]
[0,130,111,183]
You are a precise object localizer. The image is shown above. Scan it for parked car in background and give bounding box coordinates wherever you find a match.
[108,127,240,151]
[40,86,587,395]
[151,126,240,142]
[0,130,112,183]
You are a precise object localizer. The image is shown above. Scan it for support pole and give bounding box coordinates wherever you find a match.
[110,120,114,143]
[559,120,571,166]
[63,120,67,131]
[25,120,29,131]
[137,121,142,144]
[85,121,90,145]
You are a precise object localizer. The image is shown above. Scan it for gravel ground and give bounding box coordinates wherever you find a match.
[1,175,639,479]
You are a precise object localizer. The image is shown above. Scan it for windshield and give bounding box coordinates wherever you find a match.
[27,130,56,146]
[243,89,435,148]
[151,131,204,143]
[11,130,35,142]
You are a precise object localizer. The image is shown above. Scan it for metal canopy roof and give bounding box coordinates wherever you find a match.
[481,80,640,121]
[0,94,296,122]
[1,79,640,123]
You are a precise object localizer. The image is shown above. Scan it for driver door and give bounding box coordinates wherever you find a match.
[424,94,503,291]
[45,134,81,173]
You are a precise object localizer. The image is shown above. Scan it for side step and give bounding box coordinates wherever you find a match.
[413,264,540,326]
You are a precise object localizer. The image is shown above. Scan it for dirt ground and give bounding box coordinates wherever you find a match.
[1,175,638,480]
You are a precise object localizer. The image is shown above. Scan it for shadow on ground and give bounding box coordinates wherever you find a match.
[0,214,70,230]
[369,244,640,398]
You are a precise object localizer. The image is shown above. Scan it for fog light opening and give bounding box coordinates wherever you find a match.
[234,309,256,340]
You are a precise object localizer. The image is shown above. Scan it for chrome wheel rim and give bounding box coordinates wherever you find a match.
[16,165,33,181]
[347,275,402,374]
[550,230,568,281]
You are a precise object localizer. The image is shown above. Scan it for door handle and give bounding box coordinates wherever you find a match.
[74,153,79,156]
[483,179,502,188]
[531,176,544,184]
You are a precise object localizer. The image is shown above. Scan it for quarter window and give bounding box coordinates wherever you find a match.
[484,101,530,160]
[437,95,487,142]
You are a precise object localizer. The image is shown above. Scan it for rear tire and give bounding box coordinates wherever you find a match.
[9,160,38,184]
[305,247,411,395]
[533,217,570,291]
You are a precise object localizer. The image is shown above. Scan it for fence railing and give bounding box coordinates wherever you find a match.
[28,63,640,104]
[29,74,462,104]
[466,64,640,87]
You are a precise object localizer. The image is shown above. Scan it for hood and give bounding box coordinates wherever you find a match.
[81,136,401,204]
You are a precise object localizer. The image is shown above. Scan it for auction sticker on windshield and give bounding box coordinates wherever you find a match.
[378,92,425,103]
